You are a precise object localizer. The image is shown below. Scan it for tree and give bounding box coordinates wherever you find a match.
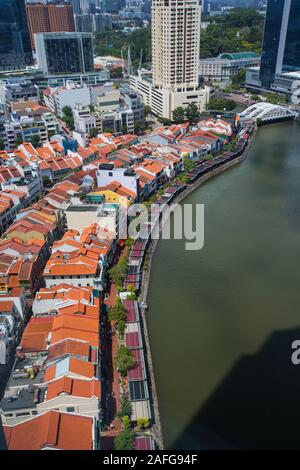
[108,255,128,288]
[121,415,131,429]
[42,176,51,187]
[125,237,134,248]
[207,97,236,111]
[108,298,127,335]
[15,136,23,147]
[185,103,200,123]
[158,117,172,126]
[30,134,40,148]
[200,8,264,59]
[172,107,186,124]
[183,157,196,172]
[103,128,114,134]
[61,106,73,118]
[108,298,126,323]
[137,417,150,430]
[115,345,135,377]
[262,91,287,105]
[231,70,246,90]
[114,428,136,450]
[144,105,152,116]
[89,128,99,139]
[134,123,143,135]
[62,106,74,130]
[0,139,5,150]
[117,394,133,419]
[62,106,74,129]
[111,66,123,79]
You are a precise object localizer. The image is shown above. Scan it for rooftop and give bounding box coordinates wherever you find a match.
[3,410,94,450]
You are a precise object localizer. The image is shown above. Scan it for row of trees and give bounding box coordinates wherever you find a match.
[114,394,150,449]
[207,97,236,112]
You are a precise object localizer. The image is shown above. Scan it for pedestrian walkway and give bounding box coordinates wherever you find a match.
[102,282,121,437]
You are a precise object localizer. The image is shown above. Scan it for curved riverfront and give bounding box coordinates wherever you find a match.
[147,121,300,450]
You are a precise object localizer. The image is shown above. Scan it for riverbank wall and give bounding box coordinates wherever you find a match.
[138,126,257,450]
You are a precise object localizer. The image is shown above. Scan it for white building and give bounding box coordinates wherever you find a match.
[43,81,91,118]
[73,105,101,135]
[199,52,261,82]
[130,0,210,120]
[246,68,300,104]
[96,163,139,197]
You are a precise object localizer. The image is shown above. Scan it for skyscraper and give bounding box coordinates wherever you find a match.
[26,1,75,49]
[152,0,201,91]
[130,0,209,119]
[0,0,33,71]
[260,0,300,88]
[35,32,94,74]
[74,12,112,32]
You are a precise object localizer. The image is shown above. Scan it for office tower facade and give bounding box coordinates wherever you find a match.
[260,0,300,88]
[75,13,112,32]
[35,32,94,74]
[130,0,209,119]
[26,2,75,49]
[152,0,201,92]
[0,0,33,71]
[104,0,125,13]
[70,0,81,14]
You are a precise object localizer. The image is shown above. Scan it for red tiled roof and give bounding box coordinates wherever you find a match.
[3,411,94,450]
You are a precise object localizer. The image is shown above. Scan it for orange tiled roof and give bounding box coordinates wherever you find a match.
[3,411,93,450]
[47,338,90,362]
[20,317,54,352]
[44,357,95,382]
[46,376,100,401]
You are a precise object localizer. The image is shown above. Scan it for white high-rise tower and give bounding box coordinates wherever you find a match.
[152,0,201,91]
[130,0,209,119]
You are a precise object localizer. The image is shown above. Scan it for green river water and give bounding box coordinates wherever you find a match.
[147,121,300,449]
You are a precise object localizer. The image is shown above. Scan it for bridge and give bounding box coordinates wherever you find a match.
[239,102,297,123]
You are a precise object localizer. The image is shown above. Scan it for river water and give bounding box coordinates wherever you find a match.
[147,121,300,449]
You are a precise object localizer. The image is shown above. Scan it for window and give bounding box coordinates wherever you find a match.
[66,407,75,413]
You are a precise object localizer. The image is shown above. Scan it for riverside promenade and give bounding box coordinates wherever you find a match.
[138,124,257,450]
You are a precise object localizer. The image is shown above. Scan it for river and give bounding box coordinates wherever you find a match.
[147,121,300,450]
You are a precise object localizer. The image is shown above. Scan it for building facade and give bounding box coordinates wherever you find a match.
[199,52,261,82]
[130,0,209,120]
[0,0,33,71]
[74,13,112,32]
[26,2,76,49]
[152,0,200,91]
[260,0,300,88]
[35,32,94,75]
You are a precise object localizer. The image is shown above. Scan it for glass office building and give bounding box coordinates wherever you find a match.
[0,0,33,71]
[260,0,300,88]
[282,1,300,73]
[35,32,94,74]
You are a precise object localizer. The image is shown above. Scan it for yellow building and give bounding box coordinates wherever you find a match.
[86,189,133,208]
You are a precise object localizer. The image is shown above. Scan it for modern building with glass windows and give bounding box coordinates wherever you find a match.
[0,0,33,71]
[260,0,300,88]
[35,32,94,75]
